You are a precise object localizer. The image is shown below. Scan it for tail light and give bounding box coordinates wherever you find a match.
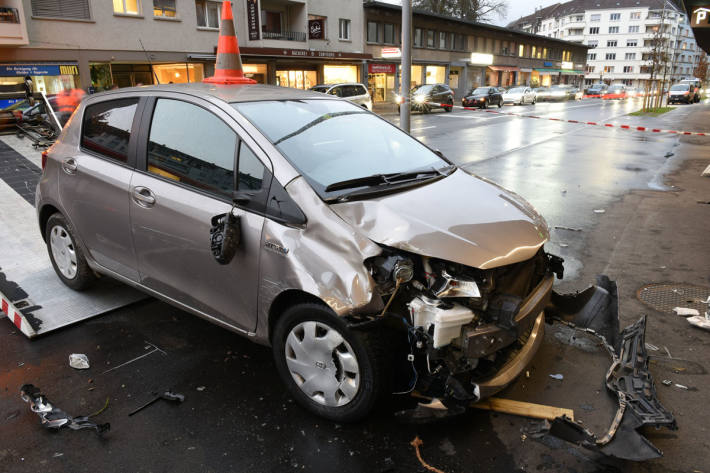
[41,150,48,170]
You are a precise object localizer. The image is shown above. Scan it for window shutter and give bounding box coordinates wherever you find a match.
[31,0,90,20]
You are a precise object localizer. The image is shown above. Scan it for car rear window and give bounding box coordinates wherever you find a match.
[81,98,139,163]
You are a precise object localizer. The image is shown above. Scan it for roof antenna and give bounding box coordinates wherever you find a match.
[138,38,161,85]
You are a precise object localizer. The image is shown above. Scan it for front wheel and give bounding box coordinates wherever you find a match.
[45,213,96,291]
[445,99,453,112]
[497,100,502,108]
[272,303,390,422]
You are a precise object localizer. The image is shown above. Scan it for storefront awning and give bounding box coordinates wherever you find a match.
[488,66,519,72]
[534,68,563,74]
[561,70,584,75]
[535,68,584,75]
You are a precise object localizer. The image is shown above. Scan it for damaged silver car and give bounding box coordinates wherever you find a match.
[37,84,595,423]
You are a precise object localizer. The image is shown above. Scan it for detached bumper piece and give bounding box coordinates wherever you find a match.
[545,276,677,461]
[20,384,110,435]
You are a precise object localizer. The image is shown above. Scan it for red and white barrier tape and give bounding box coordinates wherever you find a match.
[422,101,709,137]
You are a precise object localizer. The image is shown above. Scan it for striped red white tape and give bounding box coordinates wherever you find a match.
[422,101,709,137]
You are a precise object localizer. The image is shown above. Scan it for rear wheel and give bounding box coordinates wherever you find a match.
[497,100,502,108]
[45,213,95,291]
[272,303,390,422]
[445,98,453,112]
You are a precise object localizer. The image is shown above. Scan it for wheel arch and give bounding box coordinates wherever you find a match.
[267,289,329,344]
[38,204,61,242]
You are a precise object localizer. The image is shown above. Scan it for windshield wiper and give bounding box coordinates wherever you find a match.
[324,164,456,195]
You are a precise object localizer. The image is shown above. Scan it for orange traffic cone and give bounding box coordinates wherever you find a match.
[204,1,256,85]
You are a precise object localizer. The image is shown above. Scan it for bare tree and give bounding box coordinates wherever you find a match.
[694,54,708,83]
[414,0,508,22]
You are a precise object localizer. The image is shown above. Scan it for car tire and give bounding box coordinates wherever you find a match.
[272,303,391,422]
[532,98,536,105]
[481,102,487,109]
[45,213,95,291]
[497,100,502,108]
[445,99,453,112]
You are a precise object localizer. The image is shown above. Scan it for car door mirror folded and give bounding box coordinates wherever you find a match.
[209,207,241,265]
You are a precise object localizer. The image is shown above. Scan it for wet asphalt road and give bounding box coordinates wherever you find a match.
[0,98,706,473]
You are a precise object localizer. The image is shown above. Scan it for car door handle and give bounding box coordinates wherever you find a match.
[132,186,156,207]
[62,158,77,174]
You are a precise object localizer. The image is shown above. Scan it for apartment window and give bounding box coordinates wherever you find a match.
[604,65,614,73]
[113,0,140,15]
[543,47,548,58]
[196,0,219,28]
[383,23,394,44]
[427,30,434,48]
[439,31,446,49]
[630,11,641,20]
[367,21,378,43]
[31,0,91,19]
[609,13,620,21]
[153,0,175,17]
[605,53,616,60]
[414,28,422,47]
[589,27,599,34]
[608,26,619,34]
[626,39,637,47]
[586,65,595,73]
[628,26,639,33]
[607,40,617,47]
[623,66,633,73]
[573,15,583,21]
[449,32,455,50]
[531,45,537,57]
[339,19,351,40]
[518,44,524,57]
[456,34,465,50]
[587,40,598,48]
[590,13,600,22]
[588,53,597,60]
[624,52,635,60]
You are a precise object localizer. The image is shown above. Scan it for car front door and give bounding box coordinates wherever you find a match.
[129,96,271,332]
[57,96,142,281]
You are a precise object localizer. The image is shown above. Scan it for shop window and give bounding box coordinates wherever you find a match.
[243,64,267,84]
[113,0,140,15]
[426,30,434,48]
[147,99,237,197]
[153,0,175,17]
[90,63,113,91]
[276,70,317,89]
[367,21,379,43]
[414,28,422,47]
[339,19,351,40]
[323,65,358,84]
[195,0,219,28]
[82,99,139,164]
[32,0,90,19]
[0,6,20,22]
[383,23,394,44]
[153,63,204,84]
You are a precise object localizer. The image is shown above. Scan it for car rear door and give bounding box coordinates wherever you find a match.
[57,96,143,281]
[129,95,271,332]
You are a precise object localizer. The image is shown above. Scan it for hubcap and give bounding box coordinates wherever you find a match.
[49,225,77,279]
[284,321,360,407]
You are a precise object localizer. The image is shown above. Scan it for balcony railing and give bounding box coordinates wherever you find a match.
[261,30,307,41]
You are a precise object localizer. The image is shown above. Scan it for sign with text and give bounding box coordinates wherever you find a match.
[691,6,710,27]
[0,64,78,76]
[368,63,396,74]
[246,0,260,40]
[309,19,324,39]
[469,53,493,65]
[381,47,401,58]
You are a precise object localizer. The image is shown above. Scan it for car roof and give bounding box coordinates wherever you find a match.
[312,83,365,88]
[93,82,328,103]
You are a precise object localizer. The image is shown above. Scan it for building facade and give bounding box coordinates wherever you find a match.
[508,0,706,89]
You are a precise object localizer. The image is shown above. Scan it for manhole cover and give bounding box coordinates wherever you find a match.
[637,283,710,314]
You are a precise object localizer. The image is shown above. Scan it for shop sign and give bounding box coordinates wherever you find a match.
[543,61,553,67]
[561,61,573,70]
[381,47,401,58]
[469,53,493,65]
[246,0,260,40]
[309,19,325,39]
[0,64,78,76]
[368,63,396,74]
[691,6,710,27]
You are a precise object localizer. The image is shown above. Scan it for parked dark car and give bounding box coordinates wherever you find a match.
[396,83,454,113]
[586,83,608,97]
[461,86,503,109]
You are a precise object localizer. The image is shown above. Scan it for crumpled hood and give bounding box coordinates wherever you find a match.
[329,169,549,269]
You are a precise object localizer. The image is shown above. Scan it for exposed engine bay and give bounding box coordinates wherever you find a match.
[362,246,564,414]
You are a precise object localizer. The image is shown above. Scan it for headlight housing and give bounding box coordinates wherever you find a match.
[414,95,427,104]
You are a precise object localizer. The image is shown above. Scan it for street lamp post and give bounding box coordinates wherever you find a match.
[400,0,412,133]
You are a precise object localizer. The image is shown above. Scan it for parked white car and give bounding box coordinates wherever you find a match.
[310,83,373,111]
[502,87,536,105]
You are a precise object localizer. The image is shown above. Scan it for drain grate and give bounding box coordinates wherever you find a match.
[637,283,710,315]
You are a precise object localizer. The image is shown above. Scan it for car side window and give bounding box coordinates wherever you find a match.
[357,85,368,96]
[81,98,139,164]
[329,87,343,97]
[237,141,265,191]
[146,98,236,198]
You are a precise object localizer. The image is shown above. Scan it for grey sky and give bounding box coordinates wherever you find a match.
[494,0,561,26]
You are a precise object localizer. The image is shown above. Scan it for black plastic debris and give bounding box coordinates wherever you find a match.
[20,384,109,434]
[544,276,677,461]
[128,391,185,417]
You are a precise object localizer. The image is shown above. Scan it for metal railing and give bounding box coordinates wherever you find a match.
[261,30,307,41]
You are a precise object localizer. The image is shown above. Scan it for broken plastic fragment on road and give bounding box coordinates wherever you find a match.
[20,384,109,434]
[543,276,677,461]
[128,391,185,417]
[69,353,90,370]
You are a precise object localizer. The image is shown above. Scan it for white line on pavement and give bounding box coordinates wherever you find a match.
[410,126,436,131]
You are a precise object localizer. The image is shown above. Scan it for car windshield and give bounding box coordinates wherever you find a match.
[670,84,689,91]
[412,84,434,95]
[471,87,490,95]
[507,87,524,93]
[592,84,605,88]
[609,86,623,91]
[233,99,448,198]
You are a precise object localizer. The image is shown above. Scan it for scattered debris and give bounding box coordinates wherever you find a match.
[52,453,64,458]
[664,346,672,359]
[687,314,710,331]
[20,384,109,434]
[18,361,25,367]
[702,164,710,177]
[473,397,574,421]
[101,341,166,375]
[128,391,185,417]
[664,152,674,158]
[662,379,672,386]
[673,307,700,317]
[549,374,564,380]
[593,209,606,214]
[645,343,659,351]
[559,243,569,248]
[554,226,582,232]
[410,436,445,473]
[196,386,206,392]
[674,384,689,390]
[69,354,90,370]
